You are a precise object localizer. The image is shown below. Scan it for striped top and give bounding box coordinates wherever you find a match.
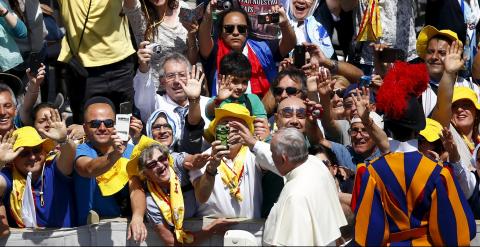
[351,151,476,245]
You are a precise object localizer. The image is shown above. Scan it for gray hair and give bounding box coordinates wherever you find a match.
[158,52,192,78]
[272,128,308,164]
[0,84,17,106]
[138,144,170,171]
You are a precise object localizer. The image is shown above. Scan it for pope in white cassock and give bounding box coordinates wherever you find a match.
[262,128,347,246]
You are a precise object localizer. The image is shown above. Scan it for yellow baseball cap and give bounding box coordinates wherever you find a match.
[13,126,55,152]
[206,103,255,141]
[452,86,480,110]
[416,25,463,59]
[419,118,443,142]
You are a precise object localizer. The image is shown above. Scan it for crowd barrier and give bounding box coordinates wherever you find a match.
[1,218,480,246]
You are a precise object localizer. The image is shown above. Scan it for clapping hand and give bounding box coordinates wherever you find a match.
[180,64,204,100]
[37,109,68,143]
[0,131,23,167]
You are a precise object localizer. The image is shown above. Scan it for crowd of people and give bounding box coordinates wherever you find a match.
[0,0,480,245]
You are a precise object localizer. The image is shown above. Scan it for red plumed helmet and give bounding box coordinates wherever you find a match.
[376,62,429,120]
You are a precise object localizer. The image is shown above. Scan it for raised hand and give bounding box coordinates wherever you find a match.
[316,67,336,99]
[439,127,460,163]
[228,120,257,149]
[217,74,234,101]
[209,140,230,167]
[205,0,218,18]
[184,153,210,170]
[279,57,293,72]
[137,41,153,73]
[0,131,23,166]
[180,64,204,100]
[129,116,143,144]
[351,87,371,122]
[67,124,85,141]
[443,40,465,74]
[26,63,46,88]
[253,118,270,141]
[38,109,67,143]
[304,42,328,69]
[272,5,288,25]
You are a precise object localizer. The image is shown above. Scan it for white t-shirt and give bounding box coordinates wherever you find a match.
[263,155,347,246]
[189,145,278,218]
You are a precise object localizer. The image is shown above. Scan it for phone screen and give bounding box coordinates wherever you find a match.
[119,101,133,115]
[293,45,306,68]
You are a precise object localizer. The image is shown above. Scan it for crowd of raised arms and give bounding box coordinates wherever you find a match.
[0,0,480,246]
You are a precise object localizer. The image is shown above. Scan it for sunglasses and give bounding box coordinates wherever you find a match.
[145,155,169,170]
[331,88,346,99]
[88,119,115,128]
[223,24,248,34]
[279,107,307,119]
[19,146,43,157]
[272,87,300,96]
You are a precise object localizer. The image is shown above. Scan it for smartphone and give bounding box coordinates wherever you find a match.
[119,101,133,115]
[377,48,407,63]
[293,45,306,68]
[179,2,205,23]
[28,52,42,76]
[359,75,372,88]
[116,101,132,141]
[257,13,280,25]
[215,124,229,149]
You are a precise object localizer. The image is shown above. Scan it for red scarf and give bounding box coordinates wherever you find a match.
[216,39,270,97]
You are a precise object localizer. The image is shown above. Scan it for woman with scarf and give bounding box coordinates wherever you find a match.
[129,137,234,245]
[0,0,26,72]
[198,1,296,98]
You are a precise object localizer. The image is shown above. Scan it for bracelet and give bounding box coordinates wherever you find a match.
[0,9,8,17]
[189,97,200,104]
[205,166,217,177]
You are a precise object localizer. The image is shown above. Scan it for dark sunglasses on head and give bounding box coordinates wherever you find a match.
[279,107,307,119]
[88,119,115,128]
[272,86,300,96]
[19,146,43,157]
[223,24,248,34]
[145,155,169,170]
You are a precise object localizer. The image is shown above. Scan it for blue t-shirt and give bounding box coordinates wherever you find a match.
[74,142,134,225]
[330,141,356,171]
[1,159,76,227]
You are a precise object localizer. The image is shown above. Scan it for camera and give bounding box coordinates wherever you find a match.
[293,45,306,68]
[146,43,162,55]
[257,12,280,25]
[216,0,233,11]
[215,124,230,149]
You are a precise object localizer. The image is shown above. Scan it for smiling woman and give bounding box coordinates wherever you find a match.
[451,87,480,153]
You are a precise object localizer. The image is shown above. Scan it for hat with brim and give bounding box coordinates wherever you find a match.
[0,73,24,97]
[452,86,480,110]
[13,126,55,153]
[416,25,463,59]
[419,118,443,142]
[206,103,255,142]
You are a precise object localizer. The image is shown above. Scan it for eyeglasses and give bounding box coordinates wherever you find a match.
[152,123,172,132]
[223,24,248,35]
[165,72,187,82]
[272,87,300,96]
[145,155,169,170]
[349,127,369,137]
[331,88,345,99]
[279,107,307,119]
[88,119,115,128]
[19,146,43,157]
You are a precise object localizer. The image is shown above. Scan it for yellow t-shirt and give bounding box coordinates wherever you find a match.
[57,0,135,67]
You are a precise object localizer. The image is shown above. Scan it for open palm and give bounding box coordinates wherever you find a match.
[0,131,23,164]
[217,74,234,100]
[181,64,204,99]
[316,67,335,98]
[444,40,465,74]
[38,109,67,143]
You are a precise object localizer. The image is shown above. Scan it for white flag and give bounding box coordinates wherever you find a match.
[21,172,37,228]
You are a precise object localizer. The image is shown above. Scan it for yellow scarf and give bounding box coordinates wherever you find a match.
[147,166,194,244]
[355,0,382,41]
[96,157,134,196]
[217,146,248,202]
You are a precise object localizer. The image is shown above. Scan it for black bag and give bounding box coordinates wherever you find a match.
[66,0,91,78]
